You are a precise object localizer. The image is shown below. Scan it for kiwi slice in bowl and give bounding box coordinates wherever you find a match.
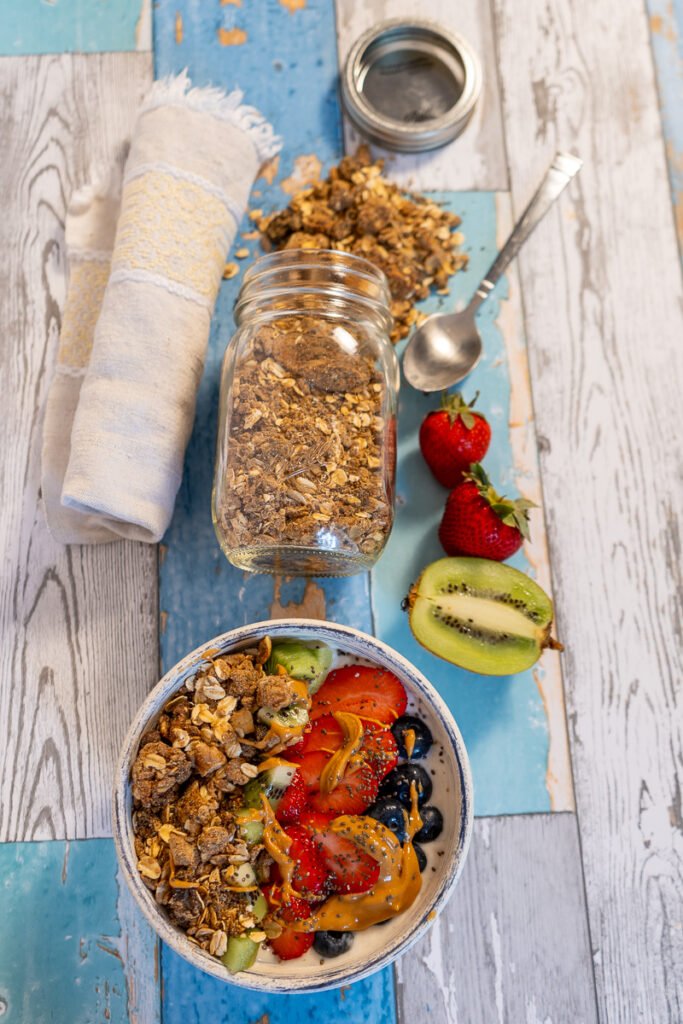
[407,557,562,676]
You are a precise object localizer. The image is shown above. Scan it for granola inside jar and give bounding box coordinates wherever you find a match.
[212,250,399,575]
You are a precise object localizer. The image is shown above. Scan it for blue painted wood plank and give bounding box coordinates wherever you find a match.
[162,943,395,1024]
[372,191,551,817]
[646,0,683,259]
[155,1,393,1018]
[0,838,159,1024]
[0,0,149,55]
[155,0,372,672]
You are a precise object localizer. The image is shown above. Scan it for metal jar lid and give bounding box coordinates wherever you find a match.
[341,19,482,153]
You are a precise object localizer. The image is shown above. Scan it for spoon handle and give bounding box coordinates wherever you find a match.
[470,151,582,309]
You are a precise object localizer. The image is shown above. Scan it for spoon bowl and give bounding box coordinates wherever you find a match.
[403,305,481,392]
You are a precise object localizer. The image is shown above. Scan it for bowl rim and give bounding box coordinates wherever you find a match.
[112,618,474,993]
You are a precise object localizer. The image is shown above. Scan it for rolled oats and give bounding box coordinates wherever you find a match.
[130,641,312,962]
[216,316,393,558]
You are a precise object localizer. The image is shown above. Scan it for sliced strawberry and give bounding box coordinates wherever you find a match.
[285,738,305,761]
[283,825,327,895]
[311,665,407,725]
[297,750,331,792]
[262,884,312,923]
[299,809,337,832]
[363,727,399,780]
[301,714,344,755]
[270,926,315,961]
[275,770,308,825]
[311,826,381,895]
[309,761,378,816]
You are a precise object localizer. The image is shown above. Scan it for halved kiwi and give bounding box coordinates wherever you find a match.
[407,557,562,676]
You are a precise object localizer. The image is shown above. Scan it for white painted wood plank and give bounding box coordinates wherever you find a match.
[491,1,683,1020]
[335,0,508,191]
[396,814,598,1024]
[0,53,156,843]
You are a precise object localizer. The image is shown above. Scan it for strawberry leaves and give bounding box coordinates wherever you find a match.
[440,391,479,430]
[464,463,536,540]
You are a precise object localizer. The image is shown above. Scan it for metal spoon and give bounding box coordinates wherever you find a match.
[402,151,583,392]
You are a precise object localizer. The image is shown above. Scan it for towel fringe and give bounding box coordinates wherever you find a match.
[139,69,282,163]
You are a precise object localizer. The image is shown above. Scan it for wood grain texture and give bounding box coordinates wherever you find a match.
[396,814,598,1024]
[0,52,156,843]
[492,0,683,1019]
[335,0,508,191]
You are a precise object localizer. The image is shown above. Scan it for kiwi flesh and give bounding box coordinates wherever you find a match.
[407,557,561,676]
[266,640,333,694]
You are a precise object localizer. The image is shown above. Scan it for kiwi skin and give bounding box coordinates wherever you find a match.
[406,557,563,677]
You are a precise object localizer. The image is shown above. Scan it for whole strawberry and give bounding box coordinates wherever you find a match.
[419,392,491,488]
[439,464,536,561]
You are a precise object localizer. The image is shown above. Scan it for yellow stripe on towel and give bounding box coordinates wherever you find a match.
[113,170,232,303]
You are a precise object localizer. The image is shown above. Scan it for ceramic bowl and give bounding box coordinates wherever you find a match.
[113,619,473,993]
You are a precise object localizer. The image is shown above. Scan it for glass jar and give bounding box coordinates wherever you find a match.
[212,249,399,576]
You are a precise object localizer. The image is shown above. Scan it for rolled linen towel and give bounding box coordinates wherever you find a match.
[41,164,124,543]
[43,72,280,544]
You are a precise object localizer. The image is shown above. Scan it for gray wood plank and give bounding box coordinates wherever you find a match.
[335,0,508,191]
[396,814,598,1024]
[491,1,683,1020]
[0,52,156,843]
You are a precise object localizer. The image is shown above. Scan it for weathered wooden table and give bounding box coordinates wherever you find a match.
[1,1,681,1021]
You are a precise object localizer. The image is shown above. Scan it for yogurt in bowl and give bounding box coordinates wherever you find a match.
[113,619,473,992]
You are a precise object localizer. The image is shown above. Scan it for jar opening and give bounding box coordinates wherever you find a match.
[234,249,393,333]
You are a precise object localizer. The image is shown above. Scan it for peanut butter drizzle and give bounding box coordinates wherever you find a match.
[260,795,300,901]
[235,807,263,821]
[404,728,416,759]
[295,784,423,933]
[256,677,312,753]
[320,712,364,794]
[257,756,300,775]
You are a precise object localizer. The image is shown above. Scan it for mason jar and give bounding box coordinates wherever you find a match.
[212,249,399,576]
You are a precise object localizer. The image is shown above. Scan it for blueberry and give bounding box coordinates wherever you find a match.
[414,844,427,872]
[391,715,433,759]
[367,798,408,842]
[414,805,443,844]
[379,763,432,807]
[313,930,355,958]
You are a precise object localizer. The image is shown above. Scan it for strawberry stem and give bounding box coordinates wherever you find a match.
[439,391,479,430]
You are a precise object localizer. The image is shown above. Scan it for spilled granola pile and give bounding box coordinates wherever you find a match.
[131,638,300,958]
[215,315,393,560]
[259,146,468,342]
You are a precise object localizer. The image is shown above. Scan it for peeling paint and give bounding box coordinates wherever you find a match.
[217,26,247,45]
[114,856,161,1024]
[61,839,70,883]
[269,577,326,619]
[97,939,124,963]
[281,153,322,194]
[494,192,575,814]
[135,0,152,50]
[280,0,307,11]
[490,911,504,1024]
[647,0,683,260]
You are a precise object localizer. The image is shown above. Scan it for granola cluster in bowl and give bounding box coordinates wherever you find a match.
[130,637,300,960]
[113,619,473,993]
